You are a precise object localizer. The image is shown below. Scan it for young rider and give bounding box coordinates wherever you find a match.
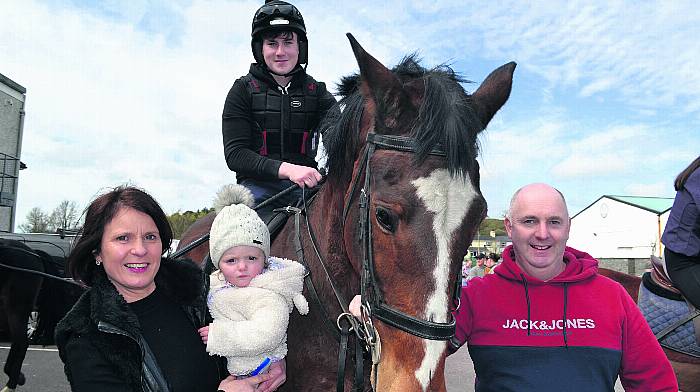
[222,1,337,222]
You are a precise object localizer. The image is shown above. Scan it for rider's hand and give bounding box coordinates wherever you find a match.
[278,162,322,188]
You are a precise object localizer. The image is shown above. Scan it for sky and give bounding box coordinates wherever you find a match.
[2,0,699,231]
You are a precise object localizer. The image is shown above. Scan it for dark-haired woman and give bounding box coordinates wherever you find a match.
[662,155,700,308]
[55,186,282,391]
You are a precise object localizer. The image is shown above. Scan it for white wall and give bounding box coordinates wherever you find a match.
[569,197,663,259]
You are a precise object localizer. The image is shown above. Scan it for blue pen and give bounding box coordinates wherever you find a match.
[249,357,272,376]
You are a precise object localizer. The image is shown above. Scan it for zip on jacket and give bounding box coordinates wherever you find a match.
[278,84,288,160]
[98,321,170,392]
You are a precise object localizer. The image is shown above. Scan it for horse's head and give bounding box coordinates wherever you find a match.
[324,34,515,391]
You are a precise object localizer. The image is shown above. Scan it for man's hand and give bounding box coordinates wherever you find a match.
[349,295,362,318]
[279,162,322,188]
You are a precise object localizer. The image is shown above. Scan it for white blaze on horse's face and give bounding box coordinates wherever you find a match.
[411,168,478,391]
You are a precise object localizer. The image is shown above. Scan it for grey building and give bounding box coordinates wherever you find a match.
[0,72,27,232]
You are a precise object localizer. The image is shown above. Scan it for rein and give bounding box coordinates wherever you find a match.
[176,134,464,389]
[0,246,86,288]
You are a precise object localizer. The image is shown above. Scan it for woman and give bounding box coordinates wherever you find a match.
[662,155,700,308]
[55,186,284,391]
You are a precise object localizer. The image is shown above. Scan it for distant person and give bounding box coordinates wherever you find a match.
[222,0,338,222]
[662,155,700,308]
[198,184,308,378]
[450,183,677,391]
[467,253,487,280]
[484,252,500,274]
[462,256,472,286]
[55,186,280,392]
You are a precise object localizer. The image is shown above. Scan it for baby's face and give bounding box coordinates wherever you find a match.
[219,245,266,287]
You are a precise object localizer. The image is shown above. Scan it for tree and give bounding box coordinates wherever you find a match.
[478,218,506,237]
[19,207,51,233]
[168,208,213,240]
[49,200,80,231]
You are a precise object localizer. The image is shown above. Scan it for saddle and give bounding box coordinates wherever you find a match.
[640,255,700,356]
[646,255,683,300]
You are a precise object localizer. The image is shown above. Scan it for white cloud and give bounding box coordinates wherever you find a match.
[550,125,646,178]
[624,182,671,198]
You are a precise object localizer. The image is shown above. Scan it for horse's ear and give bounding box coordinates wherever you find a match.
[471,62,516,128]
[346,33,416,133]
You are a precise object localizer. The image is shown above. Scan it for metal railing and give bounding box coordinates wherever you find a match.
[0,152,19,207]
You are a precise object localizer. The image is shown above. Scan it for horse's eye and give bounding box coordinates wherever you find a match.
[375,207,396,233]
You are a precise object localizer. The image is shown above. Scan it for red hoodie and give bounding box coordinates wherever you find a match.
[453,245,677,391]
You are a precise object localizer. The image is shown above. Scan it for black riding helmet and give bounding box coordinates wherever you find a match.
[251,0,308,70]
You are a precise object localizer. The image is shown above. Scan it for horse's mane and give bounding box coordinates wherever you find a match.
[323,54,484,182]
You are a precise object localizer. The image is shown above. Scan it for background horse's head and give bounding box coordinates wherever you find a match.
[323,34,515,391]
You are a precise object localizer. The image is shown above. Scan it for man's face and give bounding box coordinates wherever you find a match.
[262,32,299,76]
[476,258,485,267]
[504,184,570,280]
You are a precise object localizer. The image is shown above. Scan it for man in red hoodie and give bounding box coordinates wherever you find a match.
[451,183,677,391]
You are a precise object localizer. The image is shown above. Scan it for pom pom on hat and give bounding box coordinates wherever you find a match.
[210,184,269,268]
[213,184,255,213]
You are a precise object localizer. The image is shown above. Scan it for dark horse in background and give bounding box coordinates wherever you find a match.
[600,267,700,391]
[178,34,514,391]
[0,238,82,392]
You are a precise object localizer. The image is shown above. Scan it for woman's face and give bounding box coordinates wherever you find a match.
[96,207,163,302]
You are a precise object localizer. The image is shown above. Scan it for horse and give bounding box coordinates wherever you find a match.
[599,267,700,391]
[0,238,82,392]
[0,239,48,391]
[178,33,515,391]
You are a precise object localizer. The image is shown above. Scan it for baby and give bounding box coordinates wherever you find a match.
[199,184,309,377]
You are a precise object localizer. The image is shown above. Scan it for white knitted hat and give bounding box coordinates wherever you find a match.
[209,184,269,268]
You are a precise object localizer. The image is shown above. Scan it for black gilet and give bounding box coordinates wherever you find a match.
[241,73,322,161]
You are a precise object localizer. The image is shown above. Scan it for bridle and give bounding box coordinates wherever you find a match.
[290,132,463,391]
[342,132,461,341]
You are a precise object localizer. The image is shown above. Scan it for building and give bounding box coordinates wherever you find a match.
[0,72,27,233]
[468,234,510,259]
[568,195,673,275]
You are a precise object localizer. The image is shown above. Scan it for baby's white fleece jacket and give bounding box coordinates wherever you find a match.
[206,257,309,375]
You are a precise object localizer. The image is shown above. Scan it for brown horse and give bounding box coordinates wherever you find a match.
[178,34,514,391]
[599,267,700,391]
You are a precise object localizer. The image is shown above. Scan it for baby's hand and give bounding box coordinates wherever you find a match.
[198,325,209,344]
[349,295,362,318]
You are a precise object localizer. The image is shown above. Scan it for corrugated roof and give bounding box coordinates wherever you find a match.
[606,195,674,214]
